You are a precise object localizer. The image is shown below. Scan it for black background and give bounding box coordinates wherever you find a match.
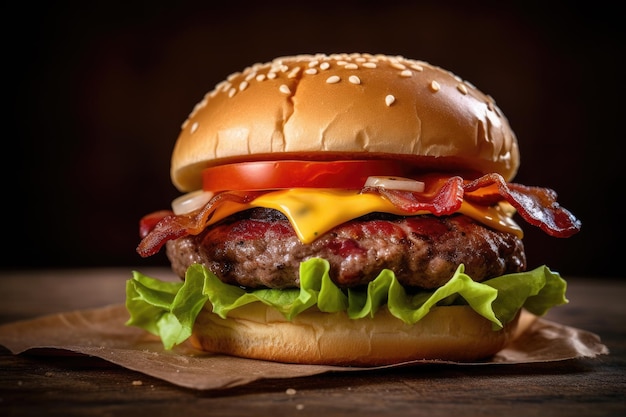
[3,1,623,278]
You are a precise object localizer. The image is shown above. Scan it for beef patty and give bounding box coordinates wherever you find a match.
[166,208,526,289]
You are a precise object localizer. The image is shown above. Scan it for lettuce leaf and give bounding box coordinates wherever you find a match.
[125,258,568,350]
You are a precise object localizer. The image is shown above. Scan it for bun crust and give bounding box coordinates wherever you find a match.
[171,53,519,191]
[189,303,521,366]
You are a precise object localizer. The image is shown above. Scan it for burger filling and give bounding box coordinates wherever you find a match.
[166,208,526,290]
[127,169,581,350]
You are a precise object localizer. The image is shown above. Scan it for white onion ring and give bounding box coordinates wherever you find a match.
[172,190,214,215]
[364,176,425,192]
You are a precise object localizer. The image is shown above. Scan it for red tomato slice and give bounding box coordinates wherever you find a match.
[202,160,410,192]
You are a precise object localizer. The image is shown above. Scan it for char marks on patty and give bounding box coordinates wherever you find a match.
[166,208,526,289]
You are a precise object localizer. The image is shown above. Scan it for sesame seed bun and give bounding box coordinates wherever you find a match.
[190,302,525,366]
[171,53,519,192]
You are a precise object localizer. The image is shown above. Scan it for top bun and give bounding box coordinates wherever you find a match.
[171,53,519,192]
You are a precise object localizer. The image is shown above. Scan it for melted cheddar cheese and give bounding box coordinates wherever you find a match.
[200,188,523,243]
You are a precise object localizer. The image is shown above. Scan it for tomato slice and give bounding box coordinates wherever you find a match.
[202,160,411,192]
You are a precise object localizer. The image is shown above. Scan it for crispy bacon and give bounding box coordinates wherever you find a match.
[137,173,581,258]
[463,173,581,238]
[137,191,264,257]
[362,176,465,215]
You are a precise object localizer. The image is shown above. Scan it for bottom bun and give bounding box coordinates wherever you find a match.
[189,303,522,366]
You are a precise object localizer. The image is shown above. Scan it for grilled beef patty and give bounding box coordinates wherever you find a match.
[166,208,526,289]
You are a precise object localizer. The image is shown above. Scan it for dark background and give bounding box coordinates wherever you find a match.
[2,1,622,278]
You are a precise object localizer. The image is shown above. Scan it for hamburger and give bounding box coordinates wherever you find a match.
[126,53,581,365]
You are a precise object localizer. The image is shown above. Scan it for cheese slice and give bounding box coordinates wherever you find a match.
[251,189,405,243]
[182,188,523,243]
[249,188,523,243]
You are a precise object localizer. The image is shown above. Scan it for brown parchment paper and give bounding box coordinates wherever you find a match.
[0,305,609,390]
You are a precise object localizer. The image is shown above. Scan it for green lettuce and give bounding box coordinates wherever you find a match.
[125,258,568,350]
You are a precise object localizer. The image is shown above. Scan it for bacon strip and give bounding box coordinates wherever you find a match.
[365,173,581,238]
[362,176,465,215]
[137,173,581,258]
[137,191,264,257]
[463,173,581,238]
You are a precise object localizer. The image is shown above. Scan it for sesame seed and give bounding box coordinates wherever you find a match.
[190,121,199,134]
[288,67,301,78]
[308,60,319,67]
[345,63,358,70]
[256,74,266,82]
[239,81,249,91]
[267,72,277,80]
[400,69,412,77]
[326,75,340,84]
[457,84,468,95]
[193,100,207,114]
[228,88,236,97]
[320,62,330,70]
[391,62,406,70]
[349,75,361,84]
[279,84,291,95]
[217,81,229,92]
[385,95,395,106]
[410,64,424,71]
[245,72,257,81]
[305,68,318,75]
[429,81,440,92]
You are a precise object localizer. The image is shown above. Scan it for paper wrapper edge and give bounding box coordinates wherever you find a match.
[0,305,609,390]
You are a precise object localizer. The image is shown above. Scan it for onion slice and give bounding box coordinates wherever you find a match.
[172,190,214,215]
[364,176,425,192]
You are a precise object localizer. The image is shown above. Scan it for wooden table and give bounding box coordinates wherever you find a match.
[0,268,624,416]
